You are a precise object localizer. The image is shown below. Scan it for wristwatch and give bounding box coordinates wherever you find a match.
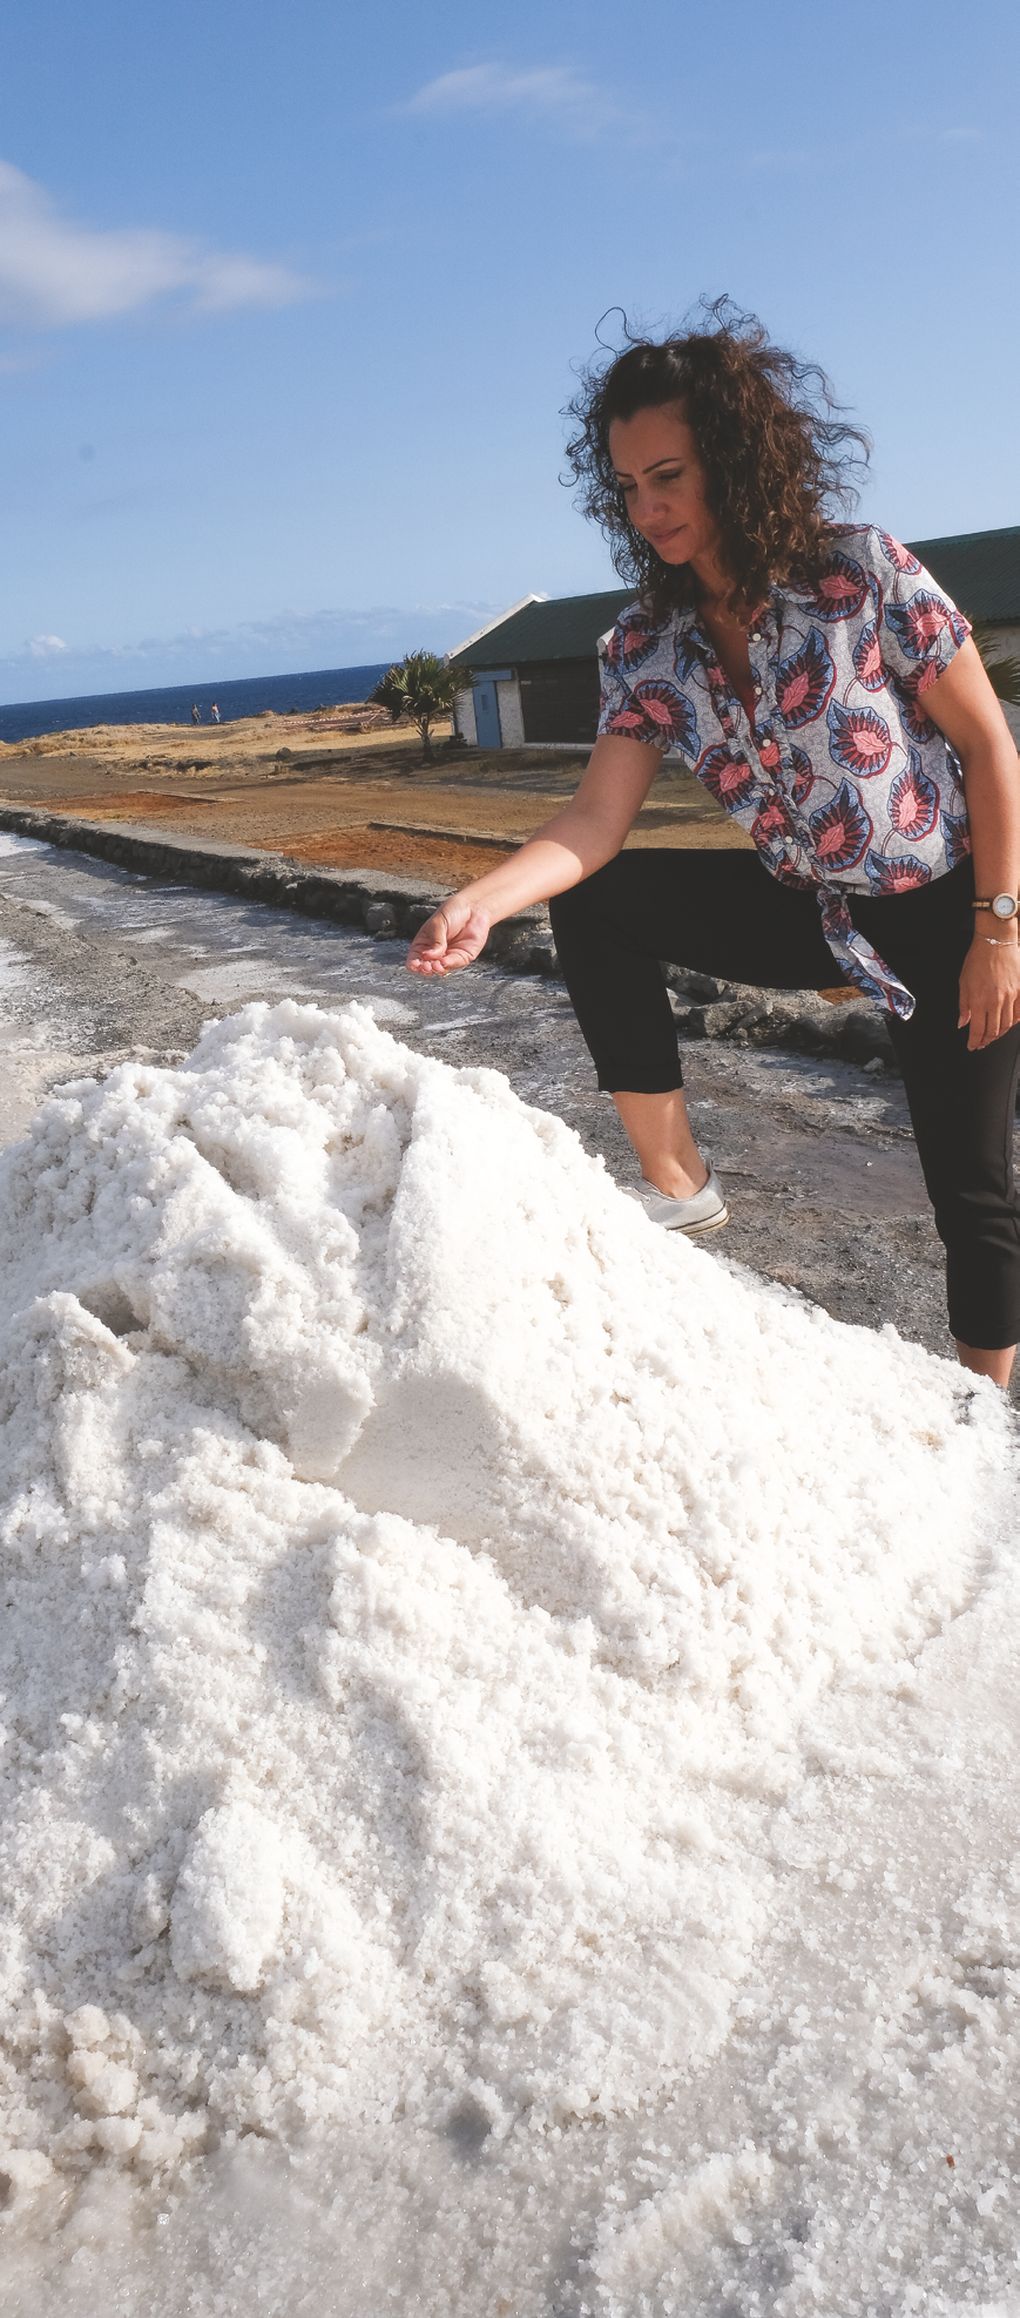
[972,892,1020,922]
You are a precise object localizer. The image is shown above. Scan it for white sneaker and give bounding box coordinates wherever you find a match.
[622,1161,729,1235]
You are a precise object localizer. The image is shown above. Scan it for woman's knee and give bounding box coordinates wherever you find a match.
[548,857,627,934]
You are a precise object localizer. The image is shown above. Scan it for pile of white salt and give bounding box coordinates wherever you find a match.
[0,999,1014,2209]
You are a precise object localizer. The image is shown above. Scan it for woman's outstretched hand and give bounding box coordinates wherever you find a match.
[405,894,492,977]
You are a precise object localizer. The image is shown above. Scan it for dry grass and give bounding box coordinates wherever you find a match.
[0,707,750,881]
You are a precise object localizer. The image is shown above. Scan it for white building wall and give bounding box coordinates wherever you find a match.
[495,676,524,747]
[454,686,477,745]
[452,676,523,748]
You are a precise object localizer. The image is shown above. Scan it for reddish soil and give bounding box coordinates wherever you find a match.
[0,712,750,887]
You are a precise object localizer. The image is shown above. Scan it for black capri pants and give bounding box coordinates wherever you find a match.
[549,849,1020,1351]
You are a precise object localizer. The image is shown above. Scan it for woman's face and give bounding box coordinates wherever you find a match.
[607,404,721,571]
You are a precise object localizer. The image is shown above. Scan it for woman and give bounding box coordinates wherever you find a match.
[406,304,1020,1389]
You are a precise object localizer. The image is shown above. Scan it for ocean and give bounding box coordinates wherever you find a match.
[0,662,392,747]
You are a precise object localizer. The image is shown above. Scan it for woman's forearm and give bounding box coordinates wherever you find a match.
[445,807,619,925]
[961,734,1020,924]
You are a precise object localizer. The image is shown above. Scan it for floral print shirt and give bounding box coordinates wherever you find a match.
[596,523,973,1016]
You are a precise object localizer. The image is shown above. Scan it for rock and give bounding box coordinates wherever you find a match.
[666,983,898,1070]
[525,934,560,976]
[364,901,398,936]
[671,999,758,1041]
[676,996,741,1033]
[761,1002,829,1055]
[835,1013,894,1065]
[496,930,558,976]
[482,923,517,962]
[662,966,739,1004]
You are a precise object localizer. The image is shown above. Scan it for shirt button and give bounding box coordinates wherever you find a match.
[749,630,761,643]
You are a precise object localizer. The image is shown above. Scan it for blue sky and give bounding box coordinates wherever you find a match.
[1,0,1017,702]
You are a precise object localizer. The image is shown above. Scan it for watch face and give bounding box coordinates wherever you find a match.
[992,893,1019,920]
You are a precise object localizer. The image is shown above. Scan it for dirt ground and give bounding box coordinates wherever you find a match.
[0,706,750,886]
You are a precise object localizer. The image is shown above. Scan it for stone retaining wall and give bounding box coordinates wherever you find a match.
[0,804,895,1069]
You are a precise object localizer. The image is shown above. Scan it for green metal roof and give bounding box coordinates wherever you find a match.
[905,526,1020,622]
[449,525,1020,670]
[450,590,631,668]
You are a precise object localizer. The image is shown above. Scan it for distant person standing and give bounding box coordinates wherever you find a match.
[191,703,201,725]
[210,703,221,725]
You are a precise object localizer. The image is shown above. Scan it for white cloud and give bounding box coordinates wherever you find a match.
[79,605,497,666]
[0,605,501,695]
[401,62,620,134]
[0,161,314,329]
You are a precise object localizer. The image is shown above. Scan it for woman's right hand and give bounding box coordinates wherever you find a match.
[405,893,492,977]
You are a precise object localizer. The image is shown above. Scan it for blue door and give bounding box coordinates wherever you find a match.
[472,679,502,748]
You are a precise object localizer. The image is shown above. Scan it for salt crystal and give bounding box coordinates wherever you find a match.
[0,999,1013,2185]
[170,1802,284,1994]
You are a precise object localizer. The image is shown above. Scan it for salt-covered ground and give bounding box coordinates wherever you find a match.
[0,827,991,1385]
[0,996,1017,2315]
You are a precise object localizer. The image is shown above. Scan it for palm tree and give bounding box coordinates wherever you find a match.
[371,650,462,763]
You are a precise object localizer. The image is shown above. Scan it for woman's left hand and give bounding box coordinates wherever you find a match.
[958,936,1020,1051]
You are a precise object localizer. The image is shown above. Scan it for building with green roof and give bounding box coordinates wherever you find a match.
[448,525,1020,751]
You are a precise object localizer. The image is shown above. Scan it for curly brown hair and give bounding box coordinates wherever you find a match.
[563,295,872,624]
